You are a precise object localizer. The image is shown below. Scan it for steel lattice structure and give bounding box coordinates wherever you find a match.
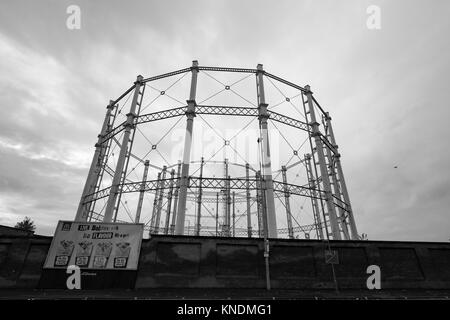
[74,61,359,240]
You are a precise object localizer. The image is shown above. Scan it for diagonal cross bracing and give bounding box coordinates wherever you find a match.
[136,106,187,125]
[82,176,326,205]
[98,105,311,146]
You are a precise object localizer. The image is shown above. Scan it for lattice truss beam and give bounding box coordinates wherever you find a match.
[75,62,359,241]
[83,177,326,203]
[98,105,311,146]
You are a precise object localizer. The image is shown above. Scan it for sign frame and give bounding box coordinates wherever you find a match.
[43,220,144,271]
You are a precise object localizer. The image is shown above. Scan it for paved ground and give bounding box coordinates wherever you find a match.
[1,288,449,300]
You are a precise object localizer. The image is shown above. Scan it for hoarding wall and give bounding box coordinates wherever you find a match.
[1,233,450,291]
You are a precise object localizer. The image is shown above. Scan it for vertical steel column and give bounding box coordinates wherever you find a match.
[325,113,358,239]
[164,169,175,234]
[215,192,219,236]
[227,175,232,237]
[222,159,230,236]
[256,64,277,238]
[322,114,350,240]
[170,161,181,234]
[113,84,146,223]
[135,160,149,223]
[175,60,199,235]
[150,172,162,234]
[255,170,264,237]
[260,173,271,290]
[245,163,252,237]
[281,166,294,239]
[305,154,324,240]
[232,192,236,237]
[75,101,115,221]
[196,157,204,236]
[304,85,341,240]
[104,75,143,222]
[88,100,118,221]
[155,166,167,233]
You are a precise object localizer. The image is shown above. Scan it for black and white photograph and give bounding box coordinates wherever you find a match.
[0,0,449,315]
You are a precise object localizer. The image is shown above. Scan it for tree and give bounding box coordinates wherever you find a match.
[15,216,36,233]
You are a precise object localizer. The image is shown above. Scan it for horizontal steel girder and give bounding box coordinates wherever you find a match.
[197,66,257,74]
[90,212,322,236]
[109,66,310,114]
[138,66,308,93]
[141,68,191,83]
[136,106,187,125]
[99,105,311,146]
[82,176,328,205]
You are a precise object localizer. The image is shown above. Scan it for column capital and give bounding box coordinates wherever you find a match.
[107,100,115,109]
[304,84,313,94]
[134,74,144,85]
[191,60,199,71]
[257,63,264,73]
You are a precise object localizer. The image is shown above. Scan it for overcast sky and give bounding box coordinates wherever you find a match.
[0,0,449,241]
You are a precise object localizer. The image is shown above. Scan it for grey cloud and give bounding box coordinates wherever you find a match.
[0,0,449,241]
